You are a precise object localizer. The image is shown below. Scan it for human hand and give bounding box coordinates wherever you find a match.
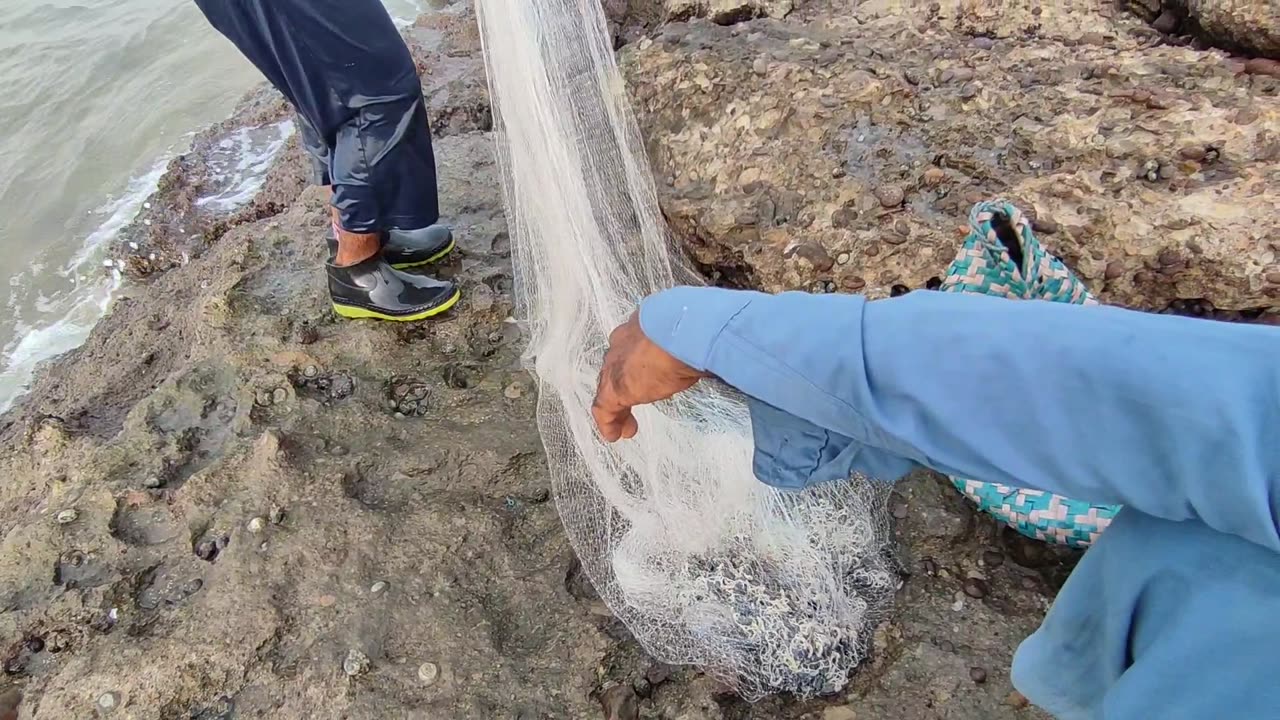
[592,313,707,442]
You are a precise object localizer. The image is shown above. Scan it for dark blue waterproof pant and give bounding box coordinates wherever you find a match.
[195,0,440,233]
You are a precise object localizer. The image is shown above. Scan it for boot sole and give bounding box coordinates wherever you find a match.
[332,288,461,322]
[389,238,456,270]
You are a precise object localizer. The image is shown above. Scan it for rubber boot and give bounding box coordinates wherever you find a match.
[326,223,454,269]
[385,225,455,269]
[327,255,460,321]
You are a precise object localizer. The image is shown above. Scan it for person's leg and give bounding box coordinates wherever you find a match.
[195,0,458,319]
[1012,509,1280,718]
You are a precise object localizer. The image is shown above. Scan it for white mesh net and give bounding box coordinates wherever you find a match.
[475,0,898,699]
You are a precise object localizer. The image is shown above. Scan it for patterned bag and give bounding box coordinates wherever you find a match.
[940,200,1121,547]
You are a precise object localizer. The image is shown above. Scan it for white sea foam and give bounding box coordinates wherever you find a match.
[195,119,295,213]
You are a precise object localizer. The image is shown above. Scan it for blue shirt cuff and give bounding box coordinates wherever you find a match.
[637,286,760,372]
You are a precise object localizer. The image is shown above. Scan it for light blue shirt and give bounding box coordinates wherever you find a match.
[639,286,1280,719]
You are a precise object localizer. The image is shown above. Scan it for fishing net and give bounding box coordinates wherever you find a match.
[474,0,898,700]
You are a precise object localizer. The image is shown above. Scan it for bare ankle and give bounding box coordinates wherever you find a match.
[334,226,381,266]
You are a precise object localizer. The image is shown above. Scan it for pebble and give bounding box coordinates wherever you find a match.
[823,707,858,720]
[969,666,988,684]
[247,517,266,533]
[97,692,119,710]
[921,558,939,576]
[836,252,850,265]
[417,661,440,686]
[371,581,387,594]
[752,57,769,76]
[504,383,524,400]
[255,391,273,407]
[195,539,220,562]
[143,202,152,209]
[1031,215,1060,234]
[1104,261,1125,280]
[269,506,287,525]
[841,276,866,291]
[55,509,78,525]
[830,207,857,229]
[1006,690,1030,709]
[599,684,638,720]
[981,550,1004,568]
[1179,145,1207,161]
[890,499,908,520]
[970,37,995,50]
[143,476,163,489]
[922,167,946,185]
[271,388,288,405]
[1264,272,1280,285]
[303,365,319,378]
[962,577,989,599]
[874,185,904,207]
[343,649,370,677]
[1152,9,1179,33]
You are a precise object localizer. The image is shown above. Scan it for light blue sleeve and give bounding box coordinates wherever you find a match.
[638,286,1280,554]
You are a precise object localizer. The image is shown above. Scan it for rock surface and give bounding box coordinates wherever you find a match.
[0,1,1275,718]
[623,10,1280,312]
[1125,0,1280,58]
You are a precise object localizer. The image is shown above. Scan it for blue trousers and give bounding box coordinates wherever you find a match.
[195,0,440,233]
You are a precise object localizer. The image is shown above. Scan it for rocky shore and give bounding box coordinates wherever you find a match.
[0,1,1275,718]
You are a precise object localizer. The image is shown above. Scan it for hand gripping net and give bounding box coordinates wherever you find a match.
[475,0,897,698]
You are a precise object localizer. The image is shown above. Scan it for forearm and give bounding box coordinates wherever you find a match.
[639,287,1280,552]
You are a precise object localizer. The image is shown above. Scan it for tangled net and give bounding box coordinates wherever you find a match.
[474,0,897,700]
